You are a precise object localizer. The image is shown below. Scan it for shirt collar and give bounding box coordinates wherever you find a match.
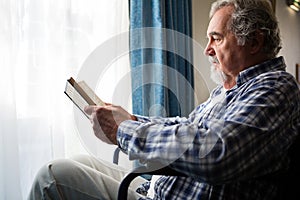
[236,56,286,87]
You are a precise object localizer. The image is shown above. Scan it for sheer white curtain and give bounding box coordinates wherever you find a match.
[0,0,130,199]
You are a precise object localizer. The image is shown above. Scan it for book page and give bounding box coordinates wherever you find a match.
[64,80,90,118]
[78,81,105,106]
[64,77,106,118]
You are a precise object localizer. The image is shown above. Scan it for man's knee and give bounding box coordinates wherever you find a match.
[28,159,78,200]
[70,154,97,166]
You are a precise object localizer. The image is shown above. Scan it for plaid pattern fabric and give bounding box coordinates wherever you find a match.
[118,56,300,200]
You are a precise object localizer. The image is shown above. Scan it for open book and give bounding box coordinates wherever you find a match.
[64,77,105,118]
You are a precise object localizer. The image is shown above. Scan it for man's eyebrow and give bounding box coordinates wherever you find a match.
[208,31,223,37]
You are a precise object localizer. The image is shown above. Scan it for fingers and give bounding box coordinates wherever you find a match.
[84,105,98,115]
[84,101,111,114]
[84,104,134,145]
[84,104,118,145]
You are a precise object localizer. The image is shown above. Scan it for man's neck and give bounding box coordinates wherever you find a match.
[223,76,237,90]
[222,56,272,90]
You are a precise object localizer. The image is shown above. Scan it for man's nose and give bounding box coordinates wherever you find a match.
[204,43,215,56]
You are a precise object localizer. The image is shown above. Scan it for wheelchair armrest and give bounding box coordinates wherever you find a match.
[118,165,187,200]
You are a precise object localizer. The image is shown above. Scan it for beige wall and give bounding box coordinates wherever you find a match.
[276,0,300,75]
[192,0,216,104]
[192,0,300,104]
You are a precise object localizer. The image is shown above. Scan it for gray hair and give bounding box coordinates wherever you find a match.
[210,0,282,58]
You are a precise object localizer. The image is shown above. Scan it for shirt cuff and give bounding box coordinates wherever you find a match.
[117,118,144,153]
[133,114,151,123]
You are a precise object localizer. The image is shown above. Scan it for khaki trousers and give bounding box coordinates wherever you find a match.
[27,154,146,200]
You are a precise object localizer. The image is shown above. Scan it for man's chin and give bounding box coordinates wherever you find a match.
[210,65,226,85]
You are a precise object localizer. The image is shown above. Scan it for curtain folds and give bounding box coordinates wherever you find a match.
[0,1,129,199]
[130,0,194,118]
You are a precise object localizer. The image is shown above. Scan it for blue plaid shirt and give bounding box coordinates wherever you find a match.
[117,56,300,200]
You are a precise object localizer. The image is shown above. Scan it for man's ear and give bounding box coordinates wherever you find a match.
[250,30,264,54]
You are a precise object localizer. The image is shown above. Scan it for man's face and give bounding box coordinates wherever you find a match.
[204,6,250,85]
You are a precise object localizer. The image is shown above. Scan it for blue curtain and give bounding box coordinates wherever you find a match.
[129,0,194,118]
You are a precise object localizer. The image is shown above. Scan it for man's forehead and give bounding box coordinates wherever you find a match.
[206,6,233,36]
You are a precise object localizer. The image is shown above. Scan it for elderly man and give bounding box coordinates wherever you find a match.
[28,0,300,199]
